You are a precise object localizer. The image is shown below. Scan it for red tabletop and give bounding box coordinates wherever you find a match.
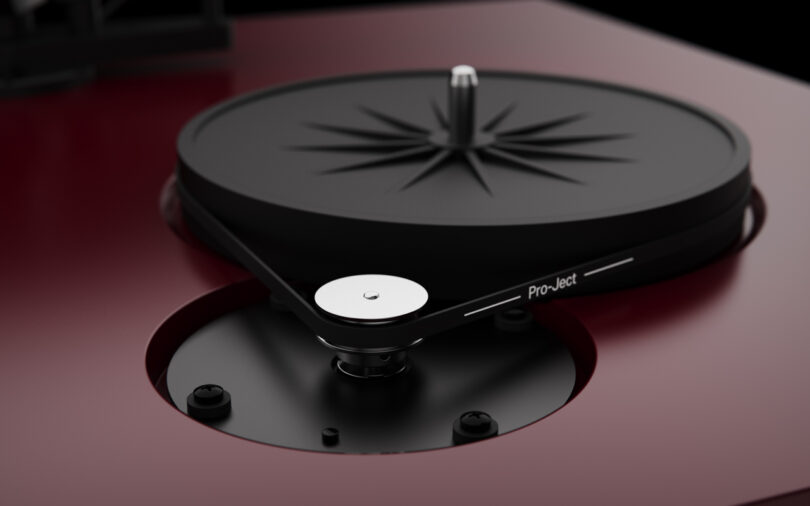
[2,2,809,504]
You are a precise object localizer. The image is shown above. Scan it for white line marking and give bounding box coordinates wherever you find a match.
[583,257,635,277]
[464,295,522,317]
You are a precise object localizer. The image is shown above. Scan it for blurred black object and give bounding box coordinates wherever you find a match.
[0,0,229,94]
[2,1,806,94]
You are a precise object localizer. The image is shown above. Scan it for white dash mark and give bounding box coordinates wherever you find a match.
[583,257,635,277]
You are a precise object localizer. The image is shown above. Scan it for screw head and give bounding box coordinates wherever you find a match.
[193,384,224,404]
[453,410,499,445]
[459,411,493,433]
[322,427,340,446]
[187,384,231,421]
[494,306,534,333]
[363,291,380,300]
[503,308,526,321]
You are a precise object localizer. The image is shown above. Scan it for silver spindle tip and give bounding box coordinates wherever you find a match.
[450,65,478,87]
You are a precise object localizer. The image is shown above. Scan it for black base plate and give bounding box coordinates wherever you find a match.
[166,301,576,454]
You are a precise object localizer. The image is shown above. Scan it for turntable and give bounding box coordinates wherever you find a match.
[3,2,810,505]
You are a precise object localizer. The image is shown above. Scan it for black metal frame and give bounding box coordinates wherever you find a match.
[177,179,755,351]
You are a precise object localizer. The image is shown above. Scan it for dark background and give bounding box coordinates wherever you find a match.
[258,0,810,84]
[568,1,806,83]
[3,1,806,82]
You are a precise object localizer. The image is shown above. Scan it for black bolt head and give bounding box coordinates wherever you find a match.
[494,307,534,333]
[187,384,231,421]
[459,411,493,433]
[322,427,340,446]
[453,410,498,445]
[193,384,224,404]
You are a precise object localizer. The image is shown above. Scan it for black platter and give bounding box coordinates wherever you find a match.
[177,69,751,300]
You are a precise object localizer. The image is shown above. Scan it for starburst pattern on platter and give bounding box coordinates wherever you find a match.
[292,101,631,196]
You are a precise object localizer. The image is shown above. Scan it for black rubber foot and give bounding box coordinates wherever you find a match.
[453,411,499,444]
[187,384,231,420]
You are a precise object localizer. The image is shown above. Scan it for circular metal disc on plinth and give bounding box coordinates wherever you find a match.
[314,274,428,323]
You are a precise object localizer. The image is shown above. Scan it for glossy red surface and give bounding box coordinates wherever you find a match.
[2,2,810,504]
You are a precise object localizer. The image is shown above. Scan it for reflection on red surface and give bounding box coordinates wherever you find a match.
[2,3,809,506]
[562,189,764,341]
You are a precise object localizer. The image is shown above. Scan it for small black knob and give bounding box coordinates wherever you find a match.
[187,384,231,421]
[494,307,534,333]
[459,411,493,433]
[193,384,224,404]
[322,427,340,446]
[453,410,498,445]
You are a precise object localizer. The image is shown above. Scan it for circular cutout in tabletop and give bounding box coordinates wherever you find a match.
[164,299,579,454]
